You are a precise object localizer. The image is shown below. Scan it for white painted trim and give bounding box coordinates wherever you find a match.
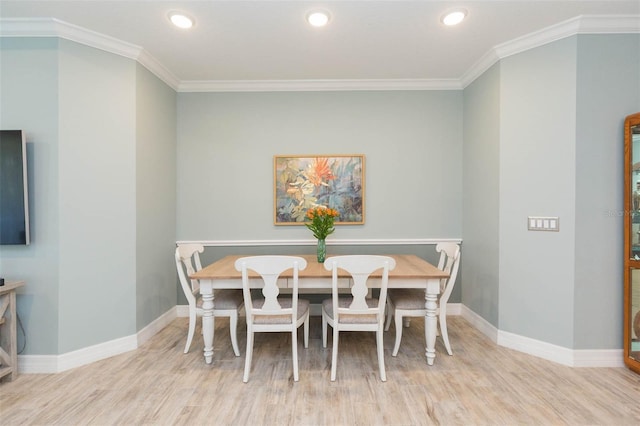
[461,14,640,88]
[17,354,59,374]
[176,304,190,317]
[19,335,138,374]
[446,302,462,316]
[18,307,176,374]
[577,14,640,34]
[573,349,625,368]
[461,304,499,344]
[136,49,180,90]
[2,15,638,93]
[462,305,625,368]
[0,18,181,89]
[18,303,625,373]
[498,329,575,366]
[56,335,138,373]
[176,238,462,247]
[137,307,178,347]
[497,330,625,368]
[1,18,141,59]
[495,331,623,367]
[178,78,462,92]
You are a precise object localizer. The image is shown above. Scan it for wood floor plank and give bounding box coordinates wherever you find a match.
[2,316,639,425]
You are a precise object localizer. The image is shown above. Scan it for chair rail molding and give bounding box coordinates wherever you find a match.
[176,238,463,247]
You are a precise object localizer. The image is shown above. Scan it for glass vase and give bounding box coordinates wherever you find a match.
[316,238,326,263]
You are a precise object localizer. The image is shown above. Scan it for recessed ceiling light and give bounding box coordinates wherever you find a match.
[307,10,331,27]
[168,12,194,29]
[441,9,467,26]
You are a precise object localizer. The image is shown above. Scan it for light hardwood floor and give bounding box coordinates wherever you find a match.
[2,316,640,425]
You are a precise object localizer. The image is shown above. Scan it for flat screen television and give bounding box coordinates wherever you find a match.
[0,130,30,245]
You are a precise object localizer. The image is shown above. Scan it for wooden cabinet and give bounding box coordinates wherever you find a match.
[0,280,24,382]
[623,112,640,374]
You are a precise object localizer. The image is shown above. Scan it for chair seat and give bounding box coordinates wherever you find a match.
[252,298,310,324]
[387,289,426,310]
[322,297,379,324]
[196,289,244,310]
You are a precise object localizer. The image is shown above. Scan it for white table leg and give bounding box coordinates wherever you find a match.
[200,280,215,364]
[424,279,440,366]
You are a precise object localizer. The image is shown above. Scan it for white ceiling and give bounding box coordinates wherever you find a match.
[1,1,639,91]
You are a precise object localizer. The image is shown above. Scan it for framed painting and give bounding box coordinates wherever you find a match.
[274,155,365,225]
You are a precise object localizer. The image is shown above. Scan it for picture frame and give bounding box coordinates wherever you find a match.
[274,154,365,225]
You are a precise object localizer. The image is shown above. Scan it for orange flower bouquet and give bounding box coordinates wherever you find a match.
[305,207,339,240]
[305,207,339,262]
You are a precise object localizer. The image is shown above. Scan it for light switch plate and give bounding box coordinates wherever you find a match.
[528,216,559,231]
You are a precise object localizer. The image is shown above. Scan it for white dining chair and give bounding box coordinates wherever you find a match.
[234,255,309,383]
[322,255,396,382]
[384,242,461,356]
[175,244,243,355]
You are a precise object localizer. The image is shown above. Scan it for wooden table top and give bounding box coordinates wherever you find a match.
[192,254,448,280]
[0,281,25,295]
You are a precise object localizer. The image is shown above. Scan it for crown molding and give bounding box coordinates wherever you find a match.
[2,15,638,93]
[1,18,141,59]
[177,78,462,92]
[0,18,180,90]
[460,14,640,88]
[136,49,180,89]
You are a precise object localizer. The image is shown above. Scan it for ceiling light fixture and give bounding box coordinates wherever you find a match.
[441,9,467,26]
[168,12,195,29]
[307,10,331,27]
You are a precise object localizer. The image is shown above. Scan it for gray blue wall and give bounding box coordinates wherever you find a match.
[462,63,501,327]
[176,91,463,241]
[499,36,579,347]
[574,34,640,349]
[461,33,640,350]
[0,38,177,355]
[135,64,178,330]
[1,38,61,354]
[57,40,138,352]
[1,32,638,357]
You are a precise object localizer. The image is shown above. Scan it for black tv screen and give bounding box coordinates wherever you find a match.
[0,130,30,245]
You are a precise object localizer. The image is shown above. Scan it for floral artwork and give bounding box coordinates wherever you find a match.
[274,155,364,225]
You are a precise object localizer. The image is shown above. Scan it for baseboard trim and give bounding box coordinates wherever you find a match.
[461,306,625,368]
[19,335,138,374]
[19,304,626,373]
[573,349,625,368]
[497,330,625,368]
[137,307,177,347]
[18,306,177,374]
[497,329,575,366]
[461,304,498,343]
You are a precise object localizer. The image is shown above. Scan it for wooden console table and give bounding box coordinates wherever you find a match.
[0,280,25,382]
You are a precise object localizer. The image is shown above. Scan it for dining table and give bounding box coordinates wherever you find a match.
[190,253,449,367]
